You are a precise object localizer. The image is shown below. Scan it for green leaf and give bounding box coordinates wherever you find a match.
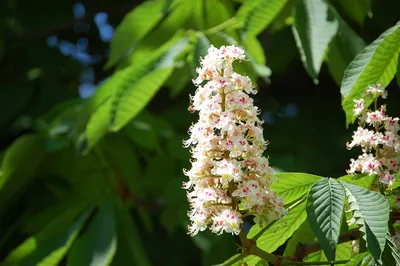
[344,252,369,266]
[67,200,117,266]
[111,198,151,266]
[247,201,307,254]
[191,32,211,74]
[326,18,365,85]
[106,0,172,68]
[390,170,400,189]
[244,36,271,82]
[237,0,288,37]
[4,206,92,266]
[382,234,400,266]
[338,174,375,189]
[272,172,321,205]
[283,220,315,256]
[306,178,345,261]
[334,0,371,25]
[0,134,45,215]
[396,52,400,86]
[340,181,390,262]
[125,118,159,151]
[292,0,339,82]
[84,35,189,150]
[341,22,400,126]
[220,253,244,266]
[305,242,352,262]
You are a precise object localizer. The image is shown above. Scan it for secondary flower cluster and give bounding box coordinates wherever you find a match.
[183,45,285,236]
[346,84,400,186]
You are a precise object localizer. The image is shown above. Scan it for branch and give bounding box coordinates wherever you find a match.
[251,246,349,265]
[293,228,360,261]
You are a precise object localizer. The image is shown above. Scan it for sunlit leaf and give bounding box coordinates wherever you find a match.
[247,201,307,254]
[341,22,400,126]
[237,0,287,37]
[106,0,174,68]
[272,172,321,205]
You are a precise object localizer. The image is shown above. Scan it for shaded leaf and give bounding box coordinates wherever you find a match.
[292,0,339,82]
[341,22,400,126]
[67,200,117,266]
[334,0,371,24]
[326,17,365,85]
[0,134,45,215]
[4,206,92,266]
[111,198,151,266]
[382,233,400,266]
[306,178,345,261]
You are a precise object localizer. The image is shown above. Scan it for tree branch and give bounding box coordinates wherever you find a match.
[293,229,360,261]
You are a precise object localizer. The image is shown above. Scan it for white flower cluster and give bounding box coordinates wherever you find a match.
[346,84,400,186]
[183,45,286,236]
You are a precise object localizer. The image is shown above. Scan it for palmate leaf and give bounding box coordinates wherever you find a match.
[272,172,321,205]
[84,34,189,151]
[341,22,400,126]
[236,0,287,37]
[326,16,365,86]
[105,0,174,68]
[246,201,307,265]
[67,200,117,266]
[3,206,92,266]
[340,181,390,262]
[292,0,339,82]
[306,178,345,261]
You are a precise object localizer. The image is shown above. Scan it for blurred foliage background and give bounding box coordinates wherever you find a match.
[0,0,400,265]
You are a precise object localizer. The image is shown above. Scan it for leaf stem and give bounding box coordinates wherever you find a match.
[204,17,237,36]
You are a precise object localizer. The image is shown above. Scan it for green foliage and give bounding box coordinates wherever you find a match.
[106,0,173,68]
[85,34,189,150]
[342,182,390,262]
[2,0,400,265]
[341,22,400,125]
[67,200,117,266]
[246,201,307,264]
[0,135,45,215]
[237,0,287,38]
[292,0,338,82]
[326,17,365,85]
[344,252,369,266]
[272,172,321,204]
[3,207,92,266]
[306,178,345,261]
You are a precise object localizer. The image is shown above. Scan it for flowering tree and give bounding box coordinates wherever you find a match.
[1,0,400,265]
